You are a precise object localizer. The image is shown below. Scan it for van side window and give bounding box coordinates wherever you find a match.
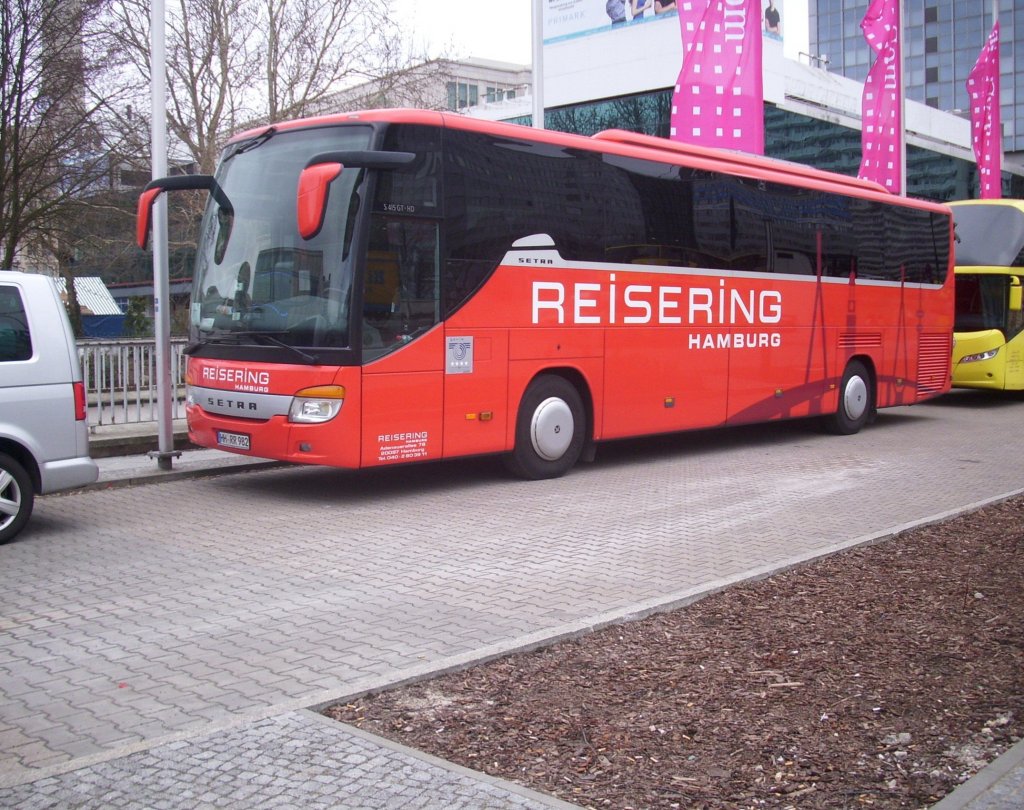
[0,286,32,362]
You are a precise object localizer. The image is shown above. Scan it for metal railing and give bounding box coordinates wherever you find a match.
[77,338,189,427]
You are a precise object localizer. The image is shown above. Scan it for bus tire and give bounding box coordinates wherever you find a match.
[823,360,873,435]
[505,375,586,480]
[0,452,34,545]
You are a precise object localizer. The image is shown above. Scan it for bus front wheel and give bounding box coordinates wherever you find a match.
[823,360,873,435]
[505,375,586,480]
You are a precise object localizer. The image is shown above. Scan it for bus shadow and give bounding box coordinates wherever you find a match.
[593,419,820,469]
[590,408,932,470]
[219,410,937,506]
[926,389,1024,410]
[217,452,511,505]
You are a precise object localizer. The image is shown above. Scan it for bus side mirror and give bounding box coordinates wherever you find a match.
[297,150,416,240]
[1010,277,1022,312]
[136,187,163,249]
[136,174,232,249]
[297,163,342,240]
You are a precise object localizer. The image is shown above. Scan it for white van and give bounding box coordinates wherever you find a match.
[0,271,99,543]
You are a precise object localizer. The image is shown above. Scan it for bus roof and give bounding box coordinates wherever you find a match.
[229,108,949,213]
[950,200,1024,268]
[592,128,889,195]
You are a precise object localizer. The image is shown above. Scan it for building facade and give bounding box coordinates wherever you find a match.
[312,58,531,120]
[809,0,1023,168]
[526,8,1023,201]
[284,10,1024,202]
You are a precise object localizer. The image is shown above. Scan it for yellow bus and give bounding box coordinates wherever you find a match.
[951,200,1024,391]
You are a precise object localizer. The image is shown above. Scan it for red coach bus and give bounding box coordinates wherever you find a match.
[138,109,953,479]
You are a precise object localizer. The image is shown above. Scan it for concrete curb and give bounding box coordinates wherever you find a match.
[87,429,194,459]
[931,738,1024,810]
[79,459,285,493]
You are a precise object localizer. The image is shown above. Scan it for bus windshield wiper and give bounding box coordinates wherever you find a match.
[188,329,309,360]
[223,127,276,162]
[185,331,252,353]
[230,330,320,364]
[188,329,318,363]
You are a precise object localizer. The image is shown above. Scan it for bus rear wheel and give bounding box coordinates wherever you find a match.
[823,360,873,435]
[505,375,586,480]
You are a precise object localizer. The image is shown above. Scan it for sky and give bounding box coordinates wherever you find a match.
[391,1,810,66]
[392,1,534,65]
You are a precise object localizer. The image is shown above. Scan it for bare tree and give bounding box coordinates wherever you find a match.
[111,0,260,174]
[262,0,403,121]
[0,0,125,271]
[112,0,415,174]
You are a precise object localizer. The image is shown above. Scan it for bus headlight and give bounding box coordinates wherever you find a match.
[289,385,346,423]
[960,348,999,363]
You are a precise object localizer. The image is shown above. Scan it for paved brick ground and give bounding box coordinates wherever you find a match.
[1,389,1023,805]
[0,711,566,808]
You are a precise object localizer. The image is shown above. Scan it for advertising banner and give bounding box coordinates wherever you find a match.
[541,0,786,47]
[967,23,1002,199]
[857,0,902,194]
[669,0,765,155]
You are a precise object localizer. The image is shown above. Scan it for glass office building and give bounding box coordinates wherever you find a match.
[473,9,1024,200]
[536,90,1024,202]
[810,0,1022,155]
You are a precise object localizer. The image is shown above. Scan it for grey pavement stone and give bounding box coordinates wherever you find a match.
[0,392,1023,807]
[0,711,567,808]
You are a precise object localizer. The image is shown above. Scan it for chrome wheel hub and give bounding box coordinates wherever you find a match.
[530,397,574,461]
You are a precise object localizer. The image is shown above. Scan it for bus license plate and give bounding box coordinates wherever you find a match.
[217,431,251,451]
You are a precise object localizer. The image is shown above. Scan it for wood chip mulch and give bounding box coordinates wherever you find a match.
[325,495,1024,809]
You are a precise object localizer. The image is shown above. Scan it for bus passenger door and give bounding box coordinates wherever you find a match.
[726,266,828,424]
[360,216,445,467]
[1002,276,1024,389]
[603,326,730,436]
[441,328,509,458]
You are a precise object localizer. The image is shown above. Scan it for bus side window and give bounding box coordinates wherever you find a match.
[1008,277,1024,340]
[363,215,439,354]
[1009,277,1022,312]
[774,250,814,275]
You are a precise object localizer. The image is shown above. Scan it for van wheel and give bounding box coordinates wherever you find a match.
[504,375,586,480]
[823,360,873,435]
[0,453,34,544]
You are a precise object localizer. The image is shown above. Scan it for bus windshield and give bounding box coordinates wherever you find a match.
[953,205,1024,268]
[190,125,373,351]
[954,274,1012,333]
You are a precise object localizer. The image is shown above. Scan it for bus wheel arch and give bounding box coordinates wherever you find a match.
[505,371,591,480]
[823,357,875,435]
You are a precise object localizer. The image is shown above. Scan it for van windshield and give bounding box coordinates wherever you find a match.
[190,125,372,350]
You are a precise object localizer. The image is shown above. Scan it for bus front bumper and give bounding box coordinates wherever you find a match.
[187,405,360,468]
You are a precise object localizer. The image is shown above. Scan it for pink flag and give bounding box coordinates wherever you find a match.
[857,0,902,194]
[967,23,1001,199]
[669,0,764,154]
[677,0,709,57]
